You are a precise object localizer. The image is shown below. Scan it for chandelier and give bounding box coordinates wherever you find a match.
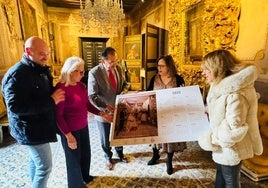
[80,0,125,35]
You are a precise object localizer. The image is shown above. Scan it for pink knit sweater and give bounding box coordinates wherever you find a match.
[55,82,100,134]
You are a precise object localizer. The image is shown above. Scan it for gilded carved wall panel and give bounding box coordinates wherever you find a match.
[202,0,240,53]
[0,0,24,71]
[168,0,240,87]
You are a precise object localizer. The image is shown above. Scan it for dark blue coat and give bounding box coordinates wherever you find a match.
[1,54,57,145]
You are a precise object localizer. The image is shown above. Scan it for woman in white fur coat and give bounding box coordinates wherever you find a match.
[198,49,263,188]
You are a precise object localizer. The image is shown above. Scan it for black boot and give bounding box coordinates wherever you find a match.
[117,150,128,163]
[166,152,174,175]
[147,148,160,165]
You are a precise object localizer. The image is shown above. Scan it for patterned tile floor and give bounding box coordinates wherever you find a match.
[0,122,268,188]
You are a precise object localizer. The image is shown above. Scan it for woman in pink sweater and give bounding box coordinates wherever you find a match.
[55,56,111,188]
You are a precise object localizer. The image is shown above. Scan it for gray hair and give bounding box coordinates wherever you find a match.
[58,56,84,86]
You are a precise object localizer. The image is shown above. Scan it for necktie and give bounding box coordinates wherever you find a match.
[109,70,117,91]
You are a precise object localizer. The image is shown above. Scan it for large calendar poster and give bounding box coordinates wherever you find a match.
[110,85,210,146]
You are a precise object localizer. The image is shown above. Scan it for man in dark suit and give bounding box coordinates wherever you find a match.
[88,47,129,170]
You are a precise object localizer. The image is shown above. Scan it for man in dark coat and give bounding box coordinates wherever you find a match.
[1,36,65,188]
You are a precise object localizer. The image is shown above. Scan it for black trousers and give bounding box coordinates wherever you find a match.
[96,121,123,160]
[60,126,91,188]
[214,162,241,188]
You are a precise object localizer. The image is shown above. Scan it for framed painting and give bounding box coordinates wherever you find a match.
[184,1,204,63]
[130,83,143,91]
[124,35,142,60]
[125,43,141,60]
[188,18,203,62]
[128,66,140,83]
[124,35,142,90]
[18,0,38,40]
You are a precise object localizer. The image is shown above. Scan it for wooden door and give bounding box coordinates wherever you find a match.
[143,24,168,90]
[80,37,108,85]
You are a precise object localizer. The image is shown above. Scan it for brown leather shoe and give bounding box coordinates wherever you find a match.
[105,159,113,170]
[120,157,128,163]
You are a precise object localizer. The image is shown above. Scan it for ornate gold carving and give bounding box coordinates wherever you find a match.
[179,65,206,86]
[168,0,203,87]
[168,0,240,88]
[254,50,266,61]
[168,0,202,67]
[1,0,20,40]
[203,0,240,53]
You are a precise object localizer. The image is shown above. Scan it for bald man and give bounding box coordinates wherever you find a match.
[1,36,65,188]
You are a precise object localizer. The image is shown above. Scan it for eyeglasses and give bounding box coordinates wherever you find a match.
[104,59,118,64]
[157,65,166,68]
[74,70,85,75]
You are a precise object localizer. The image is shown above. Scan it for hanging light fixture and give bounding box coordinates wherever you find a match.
[80,0,125,35]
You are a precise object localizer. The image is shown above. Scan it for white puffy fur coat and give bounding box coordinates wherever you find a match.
[198,65,263,166]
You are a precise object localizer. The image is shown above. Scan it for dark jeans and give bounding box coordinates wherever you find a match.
[96,121,123,160]
[215,162,241,188]
[60,126,91,188]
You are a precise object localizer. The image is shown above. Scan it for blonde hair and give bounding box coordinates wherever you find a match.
[202,49,250,84]
[58,56,84,86]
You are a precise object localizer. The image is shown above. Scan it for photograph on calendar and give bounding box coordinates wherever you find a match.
[112,91,158,139]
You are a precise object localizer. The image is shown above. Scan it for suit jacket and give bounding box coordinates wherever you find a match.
[88,63,129,122]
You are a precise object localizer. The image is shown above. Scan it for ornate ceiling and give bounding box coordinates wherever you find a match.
[42,0,140,14]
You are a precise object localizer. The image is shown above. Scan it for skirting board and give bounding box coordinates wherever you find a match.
[241,165,268,182]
